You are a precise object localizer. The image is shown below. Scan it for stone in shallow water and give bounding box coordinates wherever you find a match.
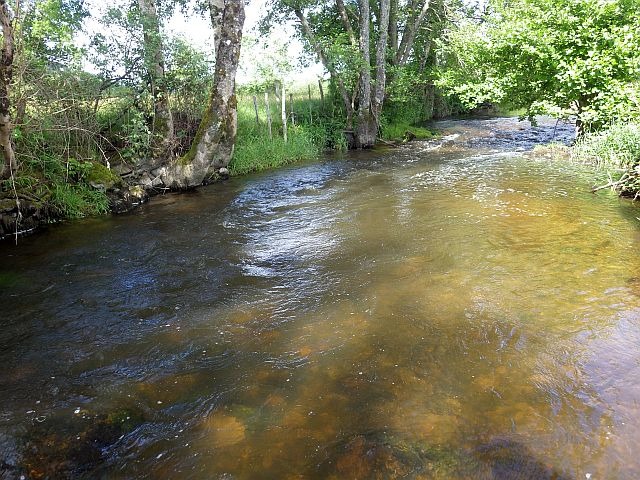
[473,437,571,480]
[204,413,246,448]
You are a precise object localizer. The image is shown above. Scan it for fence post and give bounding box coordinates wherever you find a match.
[289,93,295,127]
[308,84,313,124]
[281,81,287,143]
[264,91,272,140]
[252,95,260,125]
[318,79,324,112]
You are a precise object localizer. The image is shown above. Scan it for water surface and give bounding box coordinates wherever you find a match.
[2,118,640,479]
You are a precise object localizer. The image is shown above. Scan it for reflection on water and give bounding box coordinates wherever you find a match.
[1,118,640,479]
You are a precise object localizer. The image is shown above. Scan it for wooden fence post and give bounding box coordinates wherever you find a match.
[308,84,313,124]
[289,93,295,127]
[252,95,260,125]
[281,81,287,143]
[264,91,272,140]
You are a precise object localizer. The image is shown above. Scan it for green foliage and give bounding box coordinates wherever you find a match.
[21,0,88,69]
[120,109,152,163]
[438,0,640,131]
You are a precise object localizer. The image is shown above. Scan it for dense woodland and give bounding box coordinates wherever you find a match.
[0,0,639,237]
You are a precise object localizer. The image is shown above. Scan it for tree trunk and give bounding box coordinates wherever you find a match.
[389,0,398,62]
[0,0,16,180]
[372,0,391,123]
[355,0,375,148]
[209,0,224,56]
[335,0,357,47]
[159,0,245,188]
[138,0,175,167]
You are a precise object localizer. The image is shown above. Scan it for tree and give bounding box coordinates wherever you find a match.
[438,0,640,136]
[137,0,175,165]
[0,0,15,180]
[158,0,245,188]
[268,0,437,148]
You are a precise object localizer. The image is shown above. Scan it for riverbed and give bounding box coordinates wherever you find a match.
[2,118,640,479]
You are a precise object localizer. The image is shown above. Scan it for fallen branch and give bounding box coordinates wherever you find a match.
[376,137,398,147]
[591,173,630,193]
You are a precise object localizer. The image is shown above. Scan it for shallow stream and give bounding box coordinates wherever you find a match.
[2,118,640,479]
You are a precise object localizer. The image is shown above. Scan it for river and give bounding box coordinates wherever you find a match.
[1,117,640,479]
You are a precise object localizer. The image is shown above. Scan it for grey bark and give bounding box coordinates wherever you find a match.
[138,0,175,166]
[159,0,245,188]
[395,0,431,66]
[355,0,375,148]
[209,0,224,56]
[335,0,357,47]
[0,0,16,180]
[389,0,398,60]
[372,0,391,122]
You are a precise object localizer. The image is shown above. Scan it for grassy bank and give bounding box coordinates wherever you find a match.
[573,123,640,197]
[1,83,437,237]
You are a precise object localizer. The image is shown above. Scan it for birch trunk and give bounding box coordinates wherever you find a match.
[355,0,376,148]
[209,0,224,55]
[389,0,398,61]
[138,0,175,166]
[160,0,245,188]
[159,0,245,189]
[372,0,391,122]
[0,0,16,180]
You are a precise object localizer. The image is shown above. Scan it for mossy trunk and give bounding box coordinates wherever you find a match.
[159,0,244,189]
[0,0,16,180]
[138,0,175,167]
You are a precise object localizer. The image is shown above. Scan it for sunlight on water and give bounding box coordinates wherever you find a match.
[1,118,640,479]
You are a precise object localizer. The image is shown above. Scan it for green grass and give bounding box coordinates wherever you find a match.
[230,125,321,176]
[573,122,640,196]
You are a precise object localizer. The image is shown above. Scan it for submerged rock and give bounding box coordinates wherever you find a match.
[19,407,144,479]
[203,412,246,448]
[473,437,572,480]
[106,185,149,214]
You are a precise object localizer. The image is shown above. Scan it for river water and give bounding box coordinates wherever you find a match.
[2,118,640,479]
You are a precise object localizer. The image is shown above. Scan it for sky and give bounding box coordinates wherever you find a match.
[167,0,324,84]
[88,0,324,85]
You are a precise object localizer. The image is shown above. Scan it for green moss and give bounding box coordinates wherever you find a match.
[382,122,436,142]
[87,162,122,188]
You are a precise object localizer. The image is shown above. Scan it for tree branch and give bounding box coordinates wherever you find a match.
[395,0,431,66]
[293,7,354,126]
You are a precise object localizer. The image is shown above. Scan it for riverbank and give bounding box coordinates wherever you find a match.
[0,118,436,242]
